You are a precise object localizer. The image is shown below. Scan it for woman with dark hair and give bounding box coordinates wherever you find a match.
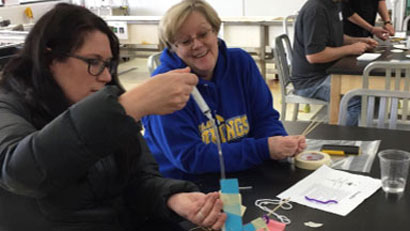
[0,3,225,231]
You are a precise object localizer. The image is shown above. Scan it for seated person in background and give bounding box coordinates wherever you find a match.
[0,3,226,231]
[342,0,395,40]
[142,0,306,180]
[291,0,378,126]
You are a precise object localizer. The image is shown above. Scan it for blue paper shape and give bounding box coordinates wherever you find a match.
[243,223,256,231]
[220,178,239,194]
[220,178,242,231]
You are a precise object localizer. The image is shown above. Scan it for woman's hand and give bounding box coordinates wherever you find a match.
[119,67,198,120]
[268,135,306,159]
[167,192,226,230]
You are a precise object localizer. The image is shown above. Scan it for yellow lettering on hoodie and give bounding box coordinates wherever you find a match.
[198,114,249,144]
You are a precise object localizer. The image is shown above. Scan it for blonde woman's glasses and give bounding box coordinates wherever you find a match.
[174,28,215,49]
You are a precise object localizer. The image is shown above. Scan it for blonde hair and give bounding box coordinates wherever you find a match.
[159,0,221,49]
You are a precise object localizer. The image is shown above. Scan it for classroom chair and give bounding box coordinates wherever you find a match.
[339,89,410,129]
[274,34,328,121]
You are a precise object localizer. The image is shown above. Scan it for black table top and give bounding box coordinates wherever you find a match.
[190,122,410,231]
[327,46,410,76]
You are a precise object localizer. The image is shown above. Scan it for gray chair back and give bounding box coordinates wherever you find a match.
[274,34,293,93]
[274,34,327,121]
[403,15,410,31]
[361,61,410,127]
[147,52,162,75]
[339,89,410,129]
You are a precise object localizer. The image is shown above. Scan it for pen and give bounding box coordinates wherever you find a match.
[305,196,338,204]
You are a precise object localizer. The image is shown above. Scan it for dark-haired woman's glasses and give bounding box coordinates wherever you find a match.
[67,54,116,76]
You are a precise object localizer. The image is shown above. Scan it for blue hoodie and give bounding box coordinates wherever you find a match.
[142,39,287,180]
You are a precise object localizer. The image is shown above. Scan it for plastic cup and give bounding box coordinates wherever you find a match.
[378,149,410,194]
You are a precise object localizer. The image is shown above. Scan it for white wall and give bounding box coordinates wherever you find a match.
[126,0,306,17]
[207,0,244,17]
[245,0,306,17]
[0,0,69,25]
[128,0,180,16]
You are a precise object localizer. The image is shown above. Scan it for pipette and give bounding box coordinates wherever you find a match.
[191,87,226,179]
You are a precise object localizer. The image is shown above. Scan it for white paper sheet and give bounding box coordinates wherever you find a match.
[393,44,408,50]
[356,53,381,61]
[277,165,381,216]
[394,31,407,39]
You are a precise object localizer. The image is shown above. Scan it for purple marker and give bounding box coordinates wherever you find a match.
[305,196,338,204]
[262,215,270,224]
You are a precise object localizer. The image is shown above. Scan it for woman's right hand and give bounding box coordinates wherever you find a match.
[119,67,198,120]
[268,135,306,160]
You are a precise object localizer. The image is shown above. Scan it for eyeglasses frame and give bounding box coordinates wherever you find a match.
[66,54,116,77]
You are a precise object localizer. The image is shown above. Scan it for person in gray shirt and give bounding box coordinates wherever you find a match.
[292,0,378,125]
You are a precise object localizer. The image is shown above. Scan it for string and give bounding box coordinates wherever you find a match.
[189,227,212,231]
[255,198,293,224]
[190,198,293,230]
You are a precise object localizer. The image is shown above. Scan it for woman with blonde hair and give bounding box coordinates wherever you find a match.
[143,0,306,180]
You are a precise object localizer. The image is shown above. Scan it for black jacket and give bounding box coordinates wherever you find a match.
[0,86,198,231]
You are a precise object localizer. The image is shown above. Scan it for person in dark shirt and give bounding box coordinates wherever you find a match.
[343,0,394,40]
[292,0,378,126]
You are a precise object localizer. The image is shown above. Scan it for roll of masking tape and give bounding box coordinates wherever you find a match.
[295,151,331,170]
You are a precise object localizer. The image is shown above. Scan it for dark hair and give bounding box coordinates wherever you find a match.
[0,3,137,178]
[0,3,120,129]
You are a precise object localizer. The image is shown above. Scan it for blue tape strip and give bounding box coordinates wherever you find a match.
[224,214,243,231]
[220,178,239,194]
[220,178,242,231]
[243,223,256,231]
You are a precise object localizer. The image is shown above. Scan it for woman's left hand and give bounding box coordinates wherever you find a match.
[167,192,226,230]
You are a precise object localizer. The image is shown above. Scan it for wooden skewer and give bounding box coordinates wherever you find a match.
[302,121,322,136]
[302,116,325,136]
[301,119,324,136]
[301,121,316,136]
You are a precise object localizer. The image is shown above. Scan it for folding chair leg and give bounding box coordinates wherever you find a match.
[281,102,287,121]
[292,103,299,121]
